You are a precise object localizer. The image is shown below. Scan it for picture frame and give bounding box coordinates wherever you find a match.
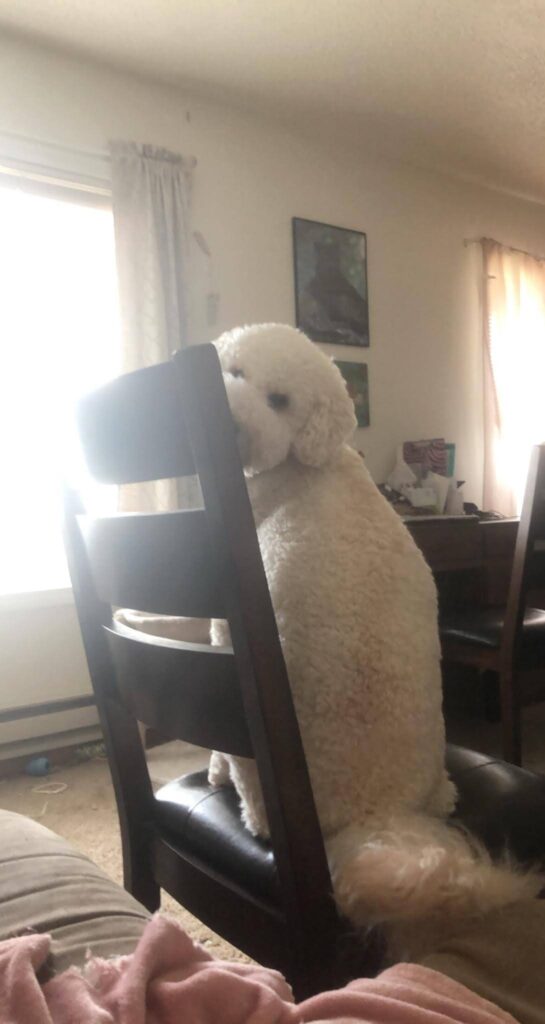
[292,217,369,347]
[334,360,370,427]
[403,439,448,481]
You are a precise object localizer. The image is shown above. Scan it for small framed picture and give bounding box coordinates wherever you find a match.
[334,360,370,427]
[292,217,369,347]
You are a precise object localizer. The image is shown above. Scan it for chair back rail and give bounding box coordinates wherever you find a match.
[78,510,226,618]
[66,342,340,967]
[106,625,252,756]
[77,360,195,483]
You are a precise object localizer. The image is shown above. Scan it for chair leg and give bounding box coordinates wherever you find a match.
[122,831,161,912]
[499,668,522,766]
[482,670,500,722]
[125,862,160,913]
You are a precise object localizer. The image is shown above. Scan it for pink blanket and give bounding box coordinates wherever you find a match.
[0,914,517,1024]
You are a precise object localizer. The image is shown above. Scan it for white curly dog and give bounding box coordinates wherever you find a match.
[124,322,539,946]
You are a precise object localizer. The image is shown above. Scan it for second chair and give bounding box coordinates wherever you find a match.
[441,444,545,765]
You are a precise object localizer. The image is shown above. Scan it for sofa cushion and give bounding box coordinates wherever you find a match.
[0,809,149,975]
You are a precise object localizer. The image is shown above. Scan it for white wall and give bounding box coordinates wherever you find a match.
[2,33,545,746]
[2,35,545,499]
[0,591,98,755]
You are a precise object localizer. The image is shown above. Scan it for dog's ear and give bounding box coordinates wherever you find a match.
[293,392,356,467]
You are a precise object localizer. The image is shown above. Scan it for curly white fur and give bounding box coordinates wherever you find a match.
[208,323,542,942]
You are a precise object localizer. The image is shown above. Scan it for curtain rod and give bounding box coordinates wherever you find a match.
[0,162,111,199]
[464,236,545,263]
[0,127,110,163]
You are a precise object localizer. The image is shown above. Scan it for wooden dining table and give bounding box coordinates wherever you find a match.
[404,515,519,610]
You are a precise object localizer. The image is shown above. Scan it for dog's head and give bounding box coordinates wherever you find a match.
[214,323,356,475]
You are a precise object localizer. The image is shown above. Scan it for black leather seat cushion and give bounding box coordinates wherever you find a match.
[440,606,545,653]
[446,746,545,866]
[154,746,545,904]
[154,771,280,904]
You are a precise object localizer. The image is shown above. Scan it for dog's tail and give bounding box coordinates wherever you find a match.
[327,813,542,954]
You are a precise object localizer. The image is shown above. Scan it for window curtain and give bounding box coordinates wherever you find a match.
[482,238,545,516]
[109,141,197,512]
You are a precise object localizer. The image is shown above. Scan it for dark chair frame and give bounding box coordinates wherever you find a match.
[63,344,379,998]
[441,444,545,765]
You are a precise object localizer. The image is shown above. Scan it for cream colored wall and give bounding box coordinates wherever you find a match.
[0,592,98,754]
[2,34,545,744]
[3,36,545,495]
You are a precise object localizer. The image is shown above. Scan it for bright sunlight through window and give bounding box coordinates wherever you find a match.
[0,184,121,595]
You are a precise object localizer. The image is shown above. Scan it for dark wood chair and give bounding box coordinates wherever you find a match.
[441,444,545,766]
[65,348,545,994]
[63,343,381,999]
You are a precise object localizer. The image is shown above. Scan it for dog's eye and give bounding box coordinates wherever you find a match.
[230,367,244,378]
[268,392,289,411]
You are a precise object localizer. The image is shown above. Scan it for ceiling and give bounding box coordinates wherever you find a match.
[2,0,545,202]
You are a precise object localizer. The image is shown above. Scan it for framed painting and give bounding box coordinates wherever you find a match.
[334,360,370,427]
[292,217,369,347]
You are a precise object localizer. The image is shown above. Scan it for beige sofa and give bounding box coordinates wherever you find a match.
[0,809,148,976]
[3,802,545,1024]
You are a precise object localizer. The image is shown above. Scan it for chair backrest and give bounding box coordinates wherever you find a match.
[502,443,545,665]
[63,343,338,946]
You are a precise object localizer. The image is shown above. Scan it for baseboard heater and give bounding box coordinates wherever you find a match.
[0,694,96,724]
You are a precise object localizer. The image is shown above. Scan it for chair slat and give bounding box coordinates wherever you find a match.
[106,625,253,757]
[78,510,227,617]
[77,361,195,484]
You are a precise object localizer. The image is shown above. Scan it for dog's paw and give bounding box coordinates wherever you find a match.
[114,609,211,643]
[208,751,231,787]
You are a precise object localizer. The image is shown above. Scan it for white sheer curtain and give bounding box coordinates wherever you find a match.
[482,238,545,516]
[109,141,197,512]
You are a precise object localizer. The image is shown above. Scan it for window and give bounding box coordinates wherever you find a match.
[0,182,121,595]
[483,239,545,517]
